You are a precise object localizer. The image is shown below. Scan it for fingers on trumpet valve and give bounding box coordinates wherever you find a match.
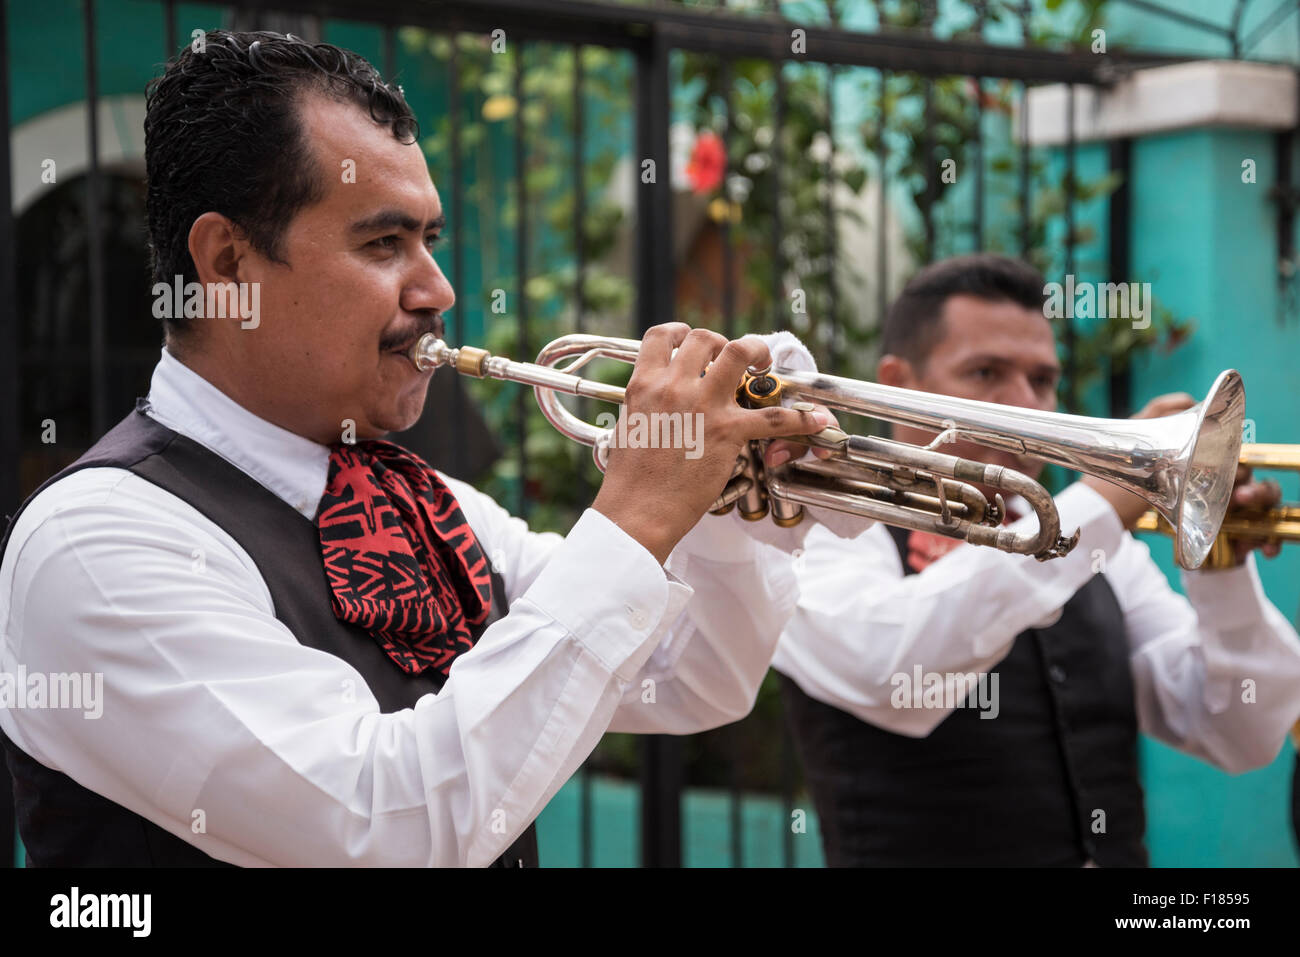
[707,445,803,526]
[709,454,754,515]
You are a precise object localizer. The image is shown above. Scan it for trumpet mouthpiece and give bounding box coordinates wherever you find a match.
[408,335,494,378]
[409,334,446,372]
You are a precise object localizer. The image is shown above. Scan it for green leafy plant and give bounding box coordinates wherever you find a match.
[401,31,638,530]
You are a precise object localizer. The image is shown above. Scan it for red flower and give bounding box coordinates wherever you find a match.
[964,77,1011,114]
[686,131,726,194]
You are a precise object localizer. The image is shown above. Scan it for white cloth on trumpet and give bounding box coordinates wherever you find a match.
[715,329,875,554]
[774,481,1300,772]
[0,346,801,867]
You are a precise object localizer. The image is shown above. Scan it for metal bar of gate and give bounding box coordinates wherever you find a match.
[1107,138,1134,417]
[972,2,986,252]
[573,45,586,341]
[164,0,175,58]
[721,57,736,342]
[825,63,839,373]
[448,33,468,479]
[513,41,528,517]
[717,53,742,868]
[572,42,595,870]
[634,23,681,869]
[1019,80,1031,259]
[876,69,889,330]
[922,76,936,262]
[972,75,984,250]
[771,61,785,333]
[0,0,20,870]
[84,0,108,439]
[1017,6,1032,261]
[382,23,395,88]
[1063,83,1077,412]
[729,731,742,867]
[635,27,674,335]
[768,0,785,336]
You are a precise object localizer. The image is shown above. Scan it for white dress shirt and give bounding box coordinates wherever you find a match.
[774,482,1300,773]
[0,348,803,867]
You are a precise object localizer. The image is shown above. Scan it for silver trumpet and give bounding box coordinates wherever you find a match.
[410,333,1245,570]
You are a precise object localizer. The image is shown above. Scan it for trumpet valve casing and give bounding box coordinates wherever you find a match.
[737,372,785,408]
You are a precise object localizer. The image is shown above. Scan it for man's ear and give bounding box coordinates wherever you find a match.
[187,211,248,286]
[877,353,916,389]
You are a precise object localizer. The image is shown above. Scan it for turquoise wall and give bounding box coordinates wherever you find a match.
[7,0,227,126]
[1126,126,1300,867]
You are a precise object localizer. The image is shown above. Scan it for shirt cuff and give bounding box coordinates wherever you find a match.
[1180,553,1270,634]
[520,508,688,681]
[672,510,766,564]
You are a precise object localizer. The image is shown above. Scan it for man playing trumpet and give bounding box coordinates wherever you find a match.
[0,31,838,867]
[775,253,1300,866]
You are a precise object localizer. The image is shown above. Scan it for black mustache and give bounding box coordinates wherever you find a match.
[381,314,444,352]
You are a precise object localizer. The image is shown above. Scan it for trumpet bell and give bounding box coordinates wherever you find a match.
[1165,369,1246,569]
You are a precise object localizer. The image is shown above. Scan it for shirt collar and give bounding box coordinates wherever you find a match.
[143,348,332,520]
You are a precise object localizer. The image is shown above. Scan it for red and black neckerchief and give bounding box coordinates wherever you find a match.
[316,440,494,678]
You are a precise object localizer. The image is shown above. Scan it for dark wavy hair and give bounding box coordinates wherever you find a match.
[880,253,1048,369]
[144,30,418,335]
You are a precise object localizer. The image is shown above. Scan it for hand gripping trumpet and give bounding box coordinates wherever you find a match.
[409,333,1246,570]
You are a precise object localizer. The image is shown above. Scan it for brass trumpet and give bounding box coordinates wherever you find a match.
[1135,444,1300,569]
[409,333,1246,570]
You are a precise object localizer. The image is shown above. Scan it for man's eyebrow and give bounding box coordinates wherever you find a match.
[349,210,446,234]
[959,354,1061,375]
[957,353,1013,368]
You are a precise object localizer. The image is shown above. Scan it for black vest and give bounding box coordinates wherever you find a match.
[780,524,1147,867]
[0,403,538,867]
